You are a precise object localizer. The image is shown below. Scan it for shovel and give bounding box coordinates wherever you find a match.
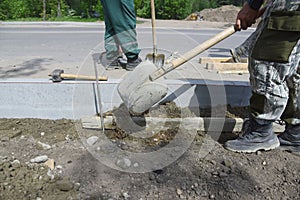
[145,0,165,67]
[118,25,237,114]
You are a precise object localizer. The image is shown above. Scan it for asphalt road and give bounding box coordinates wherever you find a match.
[0,22,254,80]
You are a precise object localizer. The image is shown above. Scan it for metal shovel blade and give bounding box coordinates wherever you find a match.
[145,53,165,68]
[117,60,168,114]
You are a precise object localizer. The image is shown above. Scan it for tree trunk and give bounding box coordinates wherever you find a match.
[43,0,46,21]
[57,0,62,18]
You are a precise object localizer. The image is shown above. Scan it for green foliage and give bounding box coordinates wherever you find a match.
[0,0,246,21]
[0,0,30,20]
[0,0,68,20]
[135,0,245,20]
[192,0,219,12]
[137,0,194,20]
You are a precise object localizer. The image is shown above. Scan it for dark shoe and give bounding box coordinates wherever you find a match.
[230,48,242,63]
[224,118,279,153]
[126,57,142,71]
[230,47,248,63]
[105,57,127,70]
[99,52,127,70]
[278,124,300,153]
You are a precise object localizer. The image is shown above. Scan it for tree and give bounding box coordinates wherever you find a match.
[137,0,194,20]
[43,0,46,20]
[57,0,62,17]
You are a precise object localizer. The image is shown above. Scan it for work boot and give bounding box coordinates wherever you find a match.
[99,52,127,70]
[278,124,300,153]
[230,47,247,63]
[105,56,127,70]
[126,57,142,71]
[224,117,280,153]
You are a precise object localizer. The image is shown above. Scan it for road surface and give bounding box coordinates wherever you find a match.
[0,21,254,80]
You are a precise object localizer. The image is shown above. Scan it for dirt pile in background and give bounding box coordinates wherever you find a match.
[199,5,241,22]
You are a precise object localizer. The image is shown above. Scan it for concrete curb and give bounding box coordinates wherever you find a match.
[81,116,285,133]
[0,78,285,133]
[0,78,251,119]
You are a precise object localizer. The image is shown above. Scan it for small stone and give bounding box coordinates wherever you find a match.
[219,172,228,178]
[223,159,233,168]
[149,174,156,180]
[202,191,208,197]
[47,169,55,180]
[122,192,130,199]
[212,171,219,176]
[133,163,139,167]
[0,156,8,161]
[209,194,215,199]
[120,143,129,150]
[87,136,99,146]
[11,159,20,168]
[56,179,74,191]
[116,158,131,169]
[256,151,262,155]
[40,132,45,136]
[44,159,55,170]
[37,141,51,150]
[74,182,81,191]
[262,161,267,166]
[56,165,63,169]
[11,130,22,138]
[30,155,48,163]
[1,136,10,142]
[176,188,183,195]
[155,175,166,184]
[208,160,217,165]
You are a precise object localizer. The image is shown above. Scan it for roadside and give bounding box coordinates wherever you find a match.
[0,18,230,29]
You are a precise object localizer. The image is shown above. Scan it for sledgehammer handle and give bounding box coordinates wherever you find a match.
[61,74,108,81]
[150,25,237,81]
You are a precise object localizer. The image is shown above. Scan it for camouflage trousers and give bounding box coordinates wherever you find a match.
[248,0,300,125]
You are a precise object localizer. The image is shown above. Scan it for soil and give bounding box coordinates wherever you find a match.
[198,5,241,23]
[0,104,299,199]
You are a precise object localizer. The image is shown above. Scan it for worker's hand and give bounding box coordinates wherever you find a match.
[257,6,267,18]
[236,3,259,30]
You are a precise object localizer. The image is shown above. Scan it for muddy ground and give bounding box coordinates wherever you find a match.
[0,105,299,200]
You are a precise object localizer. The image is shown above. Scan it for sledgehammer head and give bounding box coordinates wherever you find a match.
[49,69,64,82]
[118,60,168,114]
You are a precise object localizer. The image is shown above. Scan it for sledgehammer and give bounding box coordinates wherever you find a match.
[49,69,108,82]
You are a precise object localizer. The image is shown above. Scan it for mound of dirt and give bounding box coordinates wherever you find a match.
[0,115,299,199]
[199,5,241,22]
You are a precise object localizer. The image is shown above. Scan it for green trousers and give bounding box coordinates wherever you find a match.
[100,0,140,60]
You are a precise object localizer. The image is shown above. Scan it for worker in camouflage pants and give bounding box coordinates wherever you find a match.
[225,0,300,153]
[100,0,141,70]
[230,1,272,62]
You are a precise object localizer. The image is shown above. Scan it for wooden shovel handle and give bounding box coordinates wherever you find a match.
[151,0,157,55]
[150,25,237,81]
[61,73,108,81]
